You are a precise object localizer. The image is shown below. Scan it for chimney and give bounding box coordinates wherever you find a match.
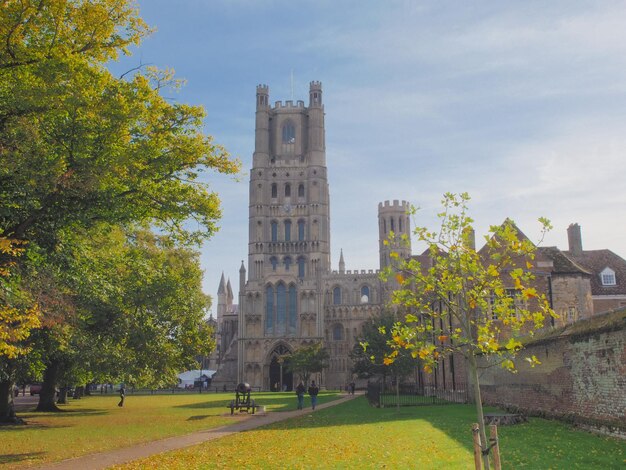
[567,223,583,255]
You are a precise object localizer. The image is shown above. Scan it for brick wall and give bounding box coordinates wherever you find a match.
[477,308,626,434]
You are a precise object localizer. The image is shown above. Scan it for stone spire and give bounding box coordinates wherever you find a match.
[339,249,345,274]
[218,272,226,294]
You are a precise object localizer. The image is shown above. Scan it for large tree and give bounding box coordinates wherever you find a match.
[286,343,330,386]
[382,193,554,470]
[0,0,239,419]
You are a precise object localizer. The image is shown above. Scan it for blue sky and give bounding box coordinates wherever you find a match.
[112,1,626,310]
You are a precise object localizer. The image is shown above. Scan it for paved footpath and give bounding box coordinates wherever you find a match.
[35,393,361,470]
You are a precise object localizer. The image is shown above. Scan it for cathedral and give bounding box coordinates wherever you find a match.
[211,82,410,390]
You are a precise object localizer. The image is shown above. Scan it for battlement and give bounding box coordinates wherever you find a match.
[378,199,410,210]
[273,100,306,109]
[256,84,269,92]
[309,80,322,90]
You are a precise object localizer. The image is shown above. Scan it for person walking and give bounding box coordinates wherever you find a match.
[118,384,126,407]
[308,380,319,410]
[295,381,306,410]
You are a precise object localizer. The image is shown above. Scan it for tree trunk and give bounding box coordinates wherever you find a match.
[36,360,61,412]
[468,352,490,470]
[57,386,68,404]
[0,379,22,423]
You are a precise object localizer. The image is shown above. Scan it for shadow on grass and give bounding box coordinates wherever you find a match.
[187,415,211,421]
[173,392,343,413]
[0,452,47,464]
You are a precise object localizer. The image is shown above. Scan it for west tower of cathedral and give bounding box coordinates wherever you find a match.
[212,82,410,390]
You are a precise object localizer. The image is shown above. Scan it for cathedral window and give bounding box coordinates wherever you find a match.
[289,284,297,332]
[284,220,292,241]
[284,256,292,271]
[399,217,403,232]
[285,183,291,198]
[360,285,370,303]
[297,257,306,278]
[333,323,343,341]
[298,183,305,198]
[282,122,296,143]
[271,221,278,242]
[390,217,395,232]
[265,285,274,332]
[276,283,287,333]
[383,219,386,234]
[298,220,305,241]
[270,256,278,271]
[333,286,341,305]
[271,183,277,199]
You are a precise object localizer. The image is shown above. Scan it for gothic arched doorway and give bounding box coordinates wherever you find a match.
[268,344,293,391]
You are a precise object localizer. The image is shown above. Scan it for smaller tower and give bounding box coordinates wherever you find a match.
[339,249,345,274]
[378,200,412,270]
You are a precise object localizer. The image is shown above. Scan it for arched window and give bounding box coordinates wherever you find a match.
[360,285,370,303]
[399,217,403,232]
[297,257,306,278]
[265,285,274,333]
[333,324,343,341]
[298,184,305,198]
[271,221,278,242]
[284,256,292,271]
[282,122,295,143]
[271,183,277,199]
[288,284,297,332]
[276,283,286,333]
[298,220,305,241]
[284,220,291,241]
[270,256,278,271]
[390,217,395,232]
[383,219,387,234]
[285,183,291,198]
[333,286,341,305]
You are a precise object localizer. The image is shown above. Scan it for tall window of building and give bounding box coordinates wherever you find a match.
[297,257,306,278]
[276,283,286,333]
[298,220,305,241]
[270,256,278,271]
[271,183,277,199]
[289,284,297,332]
[298,183,305,198]
[285,183,291,198]
[282,122,296,143]
[284,220,292,241]
[284,256,292,271]
[271,221,278,242]
[333,286,341,305]
[265,285,274,333]
[399,217,403,232]
[333,324,343,341]
[390,217,395,232]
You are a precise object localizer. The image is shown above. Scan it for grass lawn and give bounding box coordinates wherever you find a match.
[0,391,341,469]
[118,398,626,470]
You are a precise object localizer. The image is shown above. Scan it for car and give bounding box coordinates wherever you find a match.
[29,383,42,396]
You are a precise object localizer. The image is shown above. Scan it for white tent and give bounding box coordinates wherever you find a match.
[177,369,216,389]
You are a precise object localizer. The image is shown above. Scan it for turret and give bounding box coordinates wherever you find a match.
[339,249,345,274]
[239,260,246,292]
[254,84,270,167]
[378,200,412,270]
[307,81,325,166]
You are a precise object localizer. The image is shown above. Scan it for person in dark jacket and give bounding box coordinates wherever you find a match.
[308,381,319,410]
[295,381,306,410]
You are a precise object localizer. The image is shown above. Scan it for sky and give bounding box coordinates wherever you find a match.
[110,1,626,311]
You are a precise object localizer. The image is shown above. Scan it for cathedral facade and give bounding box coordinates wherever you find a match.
[213,82,410,390]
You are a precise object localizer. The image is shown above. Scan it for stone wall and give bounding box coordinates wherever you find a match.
[477,308,626,435]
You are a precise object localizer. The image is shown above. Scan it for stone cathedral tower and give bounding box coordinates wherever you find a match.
[213,82,411,391]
